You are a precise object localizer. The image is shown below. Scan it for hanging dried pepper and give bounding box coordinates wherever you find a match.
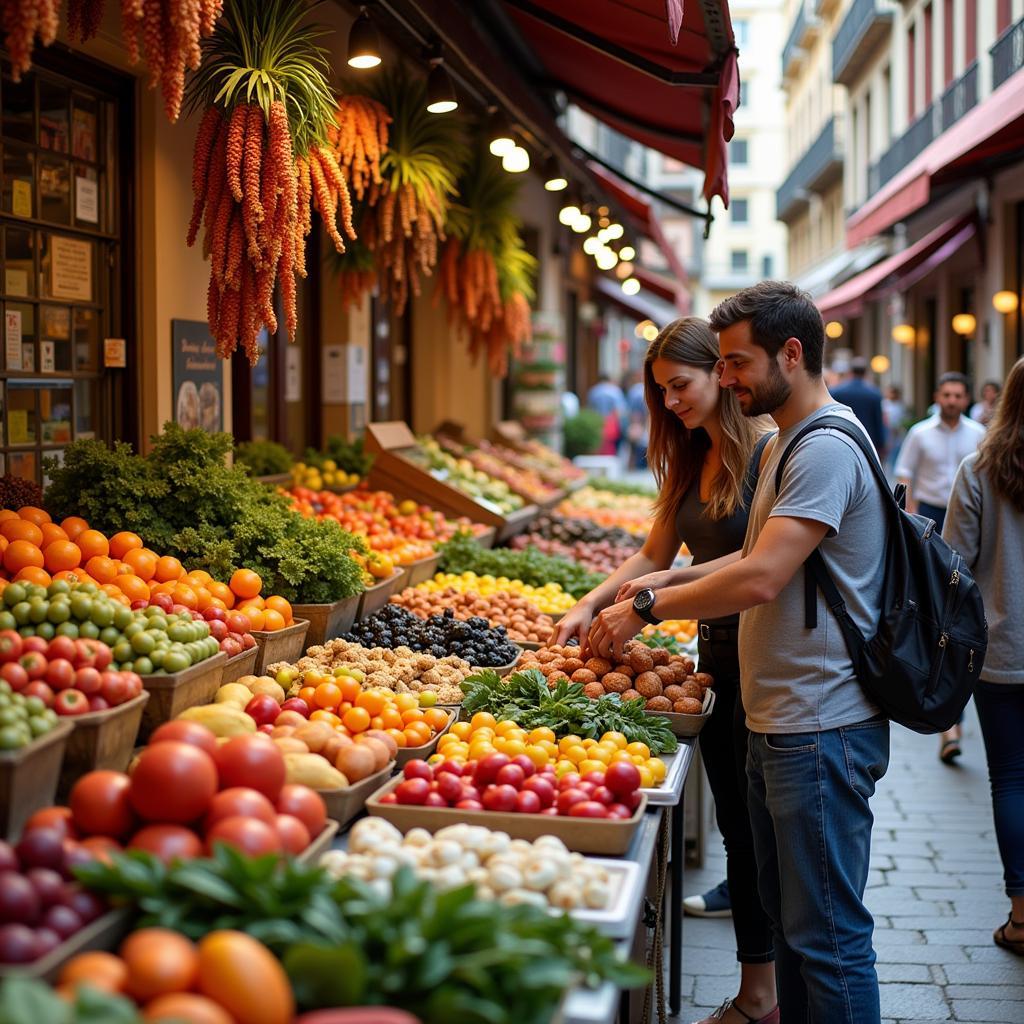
[1,0,60,81]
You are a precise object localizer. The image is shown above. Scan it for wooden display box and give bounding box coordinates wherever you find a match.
[356,569,404,622]
[365,421,539,543]
[256,472,292,487]
[394,710,455,768]
[318,762,396,830]
[0,720,74,839]
[59,691,150,797]
[221,645,259,684]
[251,618,310,674]
[397,551,441,590]
[291,596,360,648]
[295,820,340,864]
[139,652,227,741]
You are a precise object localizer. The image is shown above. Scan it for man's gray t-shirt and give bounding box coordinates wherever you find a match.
[739,403,885,733]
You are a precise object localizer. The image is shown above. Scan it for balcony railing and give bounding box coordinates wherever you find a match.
[833,0,894,86]
[868,105,936,195]
[939,61,978,132]
[776,117,844,222]
[782,2,820,78]
[991,15,1024,91]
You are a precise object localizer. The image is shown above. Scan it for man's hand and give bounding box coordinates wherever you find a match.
[587,600,643,659]
[615,570,677,603]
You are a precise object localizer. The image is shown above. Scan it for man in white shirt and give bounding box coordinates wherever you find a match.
[895,372,985,532]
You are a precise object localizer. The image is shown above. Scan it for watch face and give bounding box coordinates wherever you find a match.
[635,589,655,612]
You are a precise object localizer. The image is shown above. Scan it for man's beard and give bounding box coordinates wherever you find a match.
[742,358,791,417]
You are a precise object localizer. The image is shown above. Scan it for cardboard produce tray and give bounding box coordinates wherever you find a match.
[0,720,74,839]
[646,687,716,738]
[59,691,150,797]
[291,595,360,647]
[139,652,227,741]
[221,645,259,684]
[366,777,647,855]
[565,857,645,937]
[295,820,340,864]
[356,569,404,622]
[318,762,396,829]
[393,710,455,768]
[250,618,309,674]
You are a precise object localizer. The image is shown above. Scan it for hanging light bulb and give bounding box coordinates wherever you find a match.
[634,320,652,337]
[426,50,457,114]
[596,227,613,244]
[604,223,624,240]
[487,109,514,156]
[951,312,977,336]
[582,236,601,255]
[824,321,844,339]
[993,290,1019,314]
[559,190,581,226]
[642,323,659,342]
[595,248,618,271]
[615,261,635,279]
[542,156,567,191]
[502,144,530,173]
[892,323,916,344]
[347,7,382,68]
[622,278,641,295]
[618,245,636,262]
[571,212,592,234]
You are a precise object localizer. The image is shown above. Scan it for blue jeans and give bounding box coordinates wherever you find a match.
[747,720,890,1024]
[916,500,947,532]
[973,681,1024,897]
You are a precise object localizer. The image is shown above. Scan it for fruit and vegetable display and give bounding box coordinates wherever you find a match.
[0,829,109,964]
[471,439,583,489]
[404,438,525,515]
[508,533,636,577]
[344,606,520,668]
[234,439,293,478]
[377,751,645,821]
[526,512,642,552]
[438,531,603,599]
[517,644,712,715]
[413,570,576,616]
[390,586,553,645]
[289,461,363,492]
[44,426,367,605]
[0,632,142,722]
[274,639,474,705]
[556,486,656,535]
[322,819,616,910]
[640,619,699,652]
[434,435,558,506]
[303,435,376,481]
[459,670,679,755]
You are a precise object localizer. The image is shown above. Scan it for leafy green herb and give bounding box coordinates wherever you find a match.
[461,669,678,753]
[235,440,294,477]
[0,978,143,1024]
[587,478,658,498]
[639,632,686,654]
[304,435,375,478]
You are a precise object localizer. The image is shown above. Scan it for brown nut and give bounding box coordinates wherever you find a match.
[601,672,632,694]
[571,669,598,684]
[664,684,684,703]
[674,697,704,715]
[654,665,676,685]
[650,647,670,667]
[635,671,664,698]
[583,681,605,699]
[692,672,714,689]
[681,658,697,675]
[562,658,585,674]
[585,657,613,676]
[617,664,635,679]
[547,671,570,685]
[680,680,703,700]
[622,688,642,702]
[628,646,655,674]
[645,696,672,711]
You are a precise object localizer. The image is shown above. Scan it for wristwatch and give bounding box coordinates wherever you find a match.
[632,588,661,626]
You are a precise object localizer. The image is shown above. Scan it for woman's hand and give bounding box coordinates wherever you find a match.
[587,600,643,660]
[615,570,678,603]
[549,602,594,650]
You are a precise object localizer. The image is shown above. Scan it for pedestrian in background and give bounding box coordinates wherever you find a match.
[895,371,984,764]
[831,356,887,454]
[971,380,1002,428]
[943,356,1024,957]
[625,370,649,469]
[586,374,627,457]
[882,385,907,472]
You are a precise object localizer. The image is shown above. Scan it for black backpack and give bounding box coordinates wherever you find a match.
[774,415,987,734]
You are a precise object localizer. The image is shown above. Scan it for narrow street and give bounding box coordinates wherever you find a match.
[677,705,1024,1023]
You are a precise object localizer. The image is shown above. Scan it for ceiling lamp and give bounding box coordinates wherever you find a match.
[502,144,530,173]
[993,290,1020,314]
[542,156,567,191]
[618,245,636,262]
[604,223,624,240]
[558,193,581,226]
[951,312,977,336]
[615,261,634,279]
[595,249,618,271]
[824,320,844,339]
[870,355,891,374]
[571,212,592,233]
[487,109,514,157]
[642,323,659,342]
[347,7,382,69]
[622,277,640,295]
[891,323,916,344]
[582,236,601,255]
[426,51,457,114]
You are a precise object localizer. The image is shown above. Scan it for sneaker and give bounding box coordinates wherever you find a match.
[683,879,731,918]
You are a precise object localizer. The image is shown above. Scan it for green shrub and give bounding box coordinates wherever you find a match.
[235,439,293,476]
[562,410,605,460]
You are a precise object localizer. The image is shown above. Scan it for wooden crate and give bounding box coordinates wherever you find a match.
[295,820,340,864]
[397,551,441,590]
[356,569,404,622]
[394,710,455,767]
[139,652,227,741]
[318,762,396,830]
[251,618,309,674]
[0,721,74,838]
[291,595,360,647]
[221,645,259,684]
[59,691,150,797]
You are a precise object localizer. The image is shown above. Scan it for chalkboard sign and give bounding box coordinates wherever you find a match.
[172,319,222,433]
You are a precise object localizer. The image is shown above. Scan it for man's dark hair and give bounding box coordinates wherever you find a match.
[850,356,869,376]
[936,371,970,392]
[708,280,825,377]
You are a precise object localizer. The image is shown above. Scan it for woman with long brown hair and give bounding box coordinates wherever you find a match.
[553,317,778,1024]
[944,356,1024,956]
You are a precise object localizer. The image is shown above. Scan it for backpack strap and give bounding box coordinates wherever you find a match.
[773,414,900,631]
[742,431,776,506]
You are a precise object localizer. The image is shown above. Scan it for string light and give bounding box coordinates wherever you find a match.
[993,290,1019,314]
[582,236,601,255]
[542,156,567,191]
[824,321,844,339]
[622,278,640,295]
[892,323,916,344]
[487,109,514,156]
[618,245,636,262]
[951,313,977,336]
[502,144,530,173]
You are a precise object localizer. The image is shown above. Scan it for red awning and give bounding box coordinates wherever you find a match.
[500,0,739,204]
[847,71,1024,247]
[818,214,978,319]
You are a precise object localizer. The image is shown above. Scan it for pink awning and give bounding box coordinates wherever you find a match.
[847,71,1024,247]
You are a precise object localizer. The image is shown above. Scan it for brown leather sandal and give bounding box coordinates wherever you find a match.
[691,999,780,1024]
[994,915,1024,955]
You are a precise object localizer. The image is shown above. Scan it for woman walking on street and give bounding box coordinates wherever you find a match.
[552,318,778,1024]
[944,356,1024,955]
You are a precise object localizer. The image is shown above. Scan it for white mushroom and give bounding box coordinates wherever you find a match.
[372,855,399,880]
[318,850,348,875]
[460,850,480,872]
[429,840,463,867]
[533,835,568,855]
[548,879,584,909]
[500,888,549,908]
[479,830,512,857]
[435,864,468,890]
[583,878,612,909]
[405,827,433,847]
[488,861,524,892]
[508,839,534,857]
[522,857,560,891]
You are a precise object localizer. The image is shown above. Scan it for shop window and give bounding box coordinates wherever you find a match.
[731,139,748,166]
[731,198,749,223]
[730,249,749,273]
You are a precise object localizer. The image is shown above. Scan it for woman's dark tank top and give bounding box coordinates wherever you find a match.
[674,433,774,627]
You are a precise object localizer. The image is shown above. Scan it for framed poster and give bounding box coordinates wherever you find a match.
[172,319,222,433]
[50,236,93,301]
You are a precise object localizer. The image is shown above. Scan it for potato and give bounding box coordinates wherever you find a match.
[585,657,612,676]
[650,647,670,667]
[583,681,605,698]
[645,696,672,711]
[622,688,642,702]
[601,672,631,694]
[627,646,655,674]
[654,665,676,685]
[571,669,598,684]
[635,671,664,698]
[680,680,703,700]
[693,672,714,689]
[674,697,704,714]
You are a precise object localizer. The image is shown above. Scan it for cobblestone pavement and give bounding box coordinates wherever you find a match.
[674,704,1024,1023]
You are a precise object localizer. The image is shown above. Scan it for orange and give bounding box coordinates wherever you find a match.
[195,930,294,1024]
[229,569,262,600]
[237,605,265,630]
[124,548,158,581]
[400,708,425,725]
[342,706,371,733]
[171,585,198,610]
[115,560,135,575]
[0,519,43,546]
[242,594,265,610]
[297,686,317,706]
[15,566,51,586]
[0,510,18,523]
[355,690,386,716]
[60,516,89,540]
[39,522,69,547]
[53,570,85,584]
[380,707,403,730]
[85,555,118,584]
[385,728,408,748]
[369,715,384,730]
[186,569,212,585]
[261,609,285,631]
[0,536,7,555]
[44,540,82,573]
[4,540,44,574]
[154,556,184,583]
[208,597,228,612]
[423,707,450,732]
[313,682,341,709]
[101,583,125,601]
[115,574,151,603]
[59,951,128,993]
[120,928,199,1003]
[194,587,213,611]
[207,581,234,608]
[264,596,292,623]
[109,531,143,559]
[142,992,234,1024]
[17,505,50,526]
[470,711,497,731]
[403,722,432,747]
[76,529,110,560]
[309,710,341,727]
[337,676,361,703]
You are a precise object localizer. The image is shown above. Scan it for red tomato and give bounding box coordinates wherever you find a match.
[205,816,282,857]
[129,742,218,824]
[148,720,219,759]
[23,806,77,840]
[128,824,203,864]
[204,788,276,831]
[79,835,123,864]
[273,814,311,855]
[568,801,610,818]
[603,761,641,795]
[225,612,251,636]
[0,662,27,691]
[45,636,77,663]
[100,672,130,706]
[70,771,135,839]
[19,652,47,680]
[73,667,102,696]
[214,736,285,802]
[274,786,326,838]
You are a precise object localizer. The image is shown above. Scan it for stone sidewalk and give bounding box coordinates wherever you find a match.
[674,705,1024,1023]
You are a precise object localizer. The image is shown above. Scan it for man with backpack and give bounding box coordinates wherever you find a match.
[586,281,985,1024]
